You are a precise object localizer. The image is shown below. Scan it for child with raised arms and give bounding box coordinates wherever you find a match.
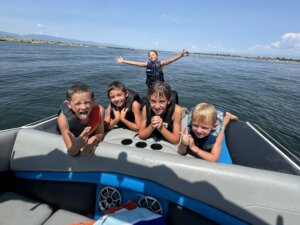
[178,103,238,162]
[57,83,105,156]
[104,81,141,132]
[116,49,189,89]
[138,81,182,144]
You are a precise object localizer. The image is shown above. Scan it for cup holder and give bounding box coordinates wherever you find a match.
[121,139,133,145]
[150,143,162,150]
[135,142,147,148]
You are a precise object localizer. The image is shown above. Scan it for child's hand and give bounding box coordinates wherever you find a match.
[81,136,98,156]
[181,49,189,57]
[112,109,121,121]
[151,116,163,129]
[181,133,190,145]
[188,136,196,149]
[223,112,238,127]
[120,108,128,121]
[116,56,124,63]
[67,127,90,156]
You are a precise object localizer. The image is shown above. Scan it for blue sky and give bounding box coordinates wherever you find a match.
[1,0,299,57]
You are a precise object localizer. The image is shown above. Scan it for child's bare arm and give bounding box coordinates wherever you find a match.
[161,49,189,66]
[81,106,105,155]
[120,101,141,132]
[188,136,221,162]
[223,112,238,127]
[158,105,181,144]
[58,113,91,156]
[178,127,189,155]
[116,57,147,67]
[94,105,105,141]
[138,107,155,139]
[104,105,121,130]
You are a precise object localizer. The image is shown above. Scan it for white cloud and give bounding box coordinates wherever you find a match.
[37,24,44,28]
[271,41,280,48]
[282,32,300,41]
[248,32,300,56]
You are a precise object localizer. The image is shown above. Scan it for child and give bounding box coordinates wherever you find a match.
[104,81,141,132]
[116,49,189,89]
[138,81,182,144]
[57,83,105,156]
[178,103,238,162]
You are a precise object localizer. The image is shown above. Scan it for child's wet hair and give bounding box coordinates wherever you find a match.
[67,83,94,101]
[148,81,171,100]
[192,103,217,126]
[106,81,127,97]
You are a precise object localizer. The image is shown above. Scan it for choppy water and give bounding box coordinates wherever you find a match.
[0,41,299,157]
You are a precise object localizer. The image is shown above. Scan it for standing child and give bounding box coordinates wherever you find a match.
[178,103,238,162]
[104,81,141,132]
[57,83,105,156]
[139,81,182,144]
[116,49,189,89]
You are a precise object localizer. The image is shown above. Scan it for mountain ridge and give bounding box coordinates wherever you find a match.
[0,31,130,48]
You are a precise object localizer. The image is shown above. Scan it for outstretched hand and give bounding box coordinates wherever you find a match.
[116,56,124,63]
[223,112,238,127]
[181,49,189,57]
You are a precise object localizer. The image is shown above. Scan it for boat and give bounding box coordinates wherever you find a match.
[0,113,299,225]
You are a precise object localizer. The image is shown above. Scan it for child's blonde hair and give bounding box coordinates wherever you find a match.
[192,103,217,126]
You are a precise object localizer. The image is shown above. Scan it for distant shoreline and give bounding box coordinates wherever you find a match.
[1,35,299,63]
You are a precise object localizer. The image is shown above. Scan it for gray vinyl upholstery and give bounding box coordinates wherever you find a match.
[8,128,300,225]
[43,209,92,225]
[0,128,18,172]
[0,192,53,225]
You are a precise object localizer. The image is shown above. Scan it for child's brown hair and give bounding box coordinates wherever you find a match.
[106,81,127,97]
[148,81,171,100]
[67,83,94,101]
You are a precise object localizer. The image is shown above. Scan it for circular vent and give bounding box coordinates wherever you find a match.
[98,186,122,211]
[138,196,163,215]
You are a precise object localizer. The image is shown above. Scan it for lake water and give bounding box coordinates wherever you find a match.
[0,41,299,157]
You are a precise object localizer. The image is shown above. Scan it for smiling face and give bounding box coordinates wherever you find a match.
[149,93,170,116]
[109,89,127,109]
[68,92,93,121]
[191,120,214,139]
[148,50,159,62]
[191,103,217,139]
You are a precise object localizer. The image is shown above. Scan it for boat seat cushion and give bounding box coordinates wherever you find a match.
[43,209,92,225]
[0,191,53,225]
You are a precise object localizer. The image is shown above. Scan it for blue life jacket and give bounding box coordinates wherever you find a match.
[110,89,140,129]
[146,61,164,88]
